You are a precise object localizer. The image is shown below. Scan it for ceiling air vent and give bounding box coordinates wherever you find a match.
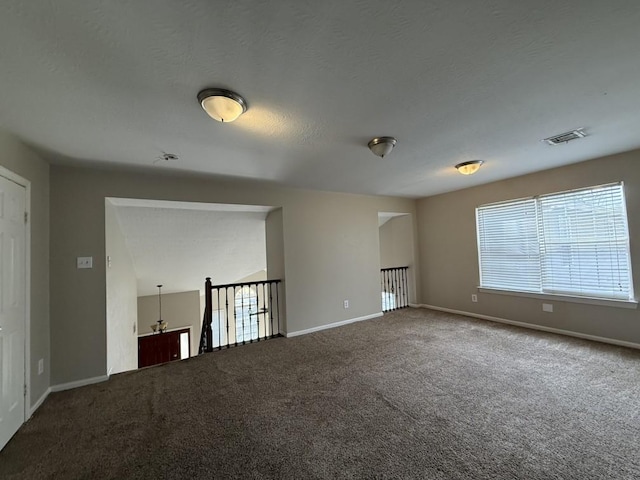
[543,128,587,145]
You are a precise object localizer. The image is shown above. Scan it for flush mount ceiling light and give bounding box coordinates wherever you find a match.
[197,88,248,123]
[368,137,397,158]
[455,160,484,175]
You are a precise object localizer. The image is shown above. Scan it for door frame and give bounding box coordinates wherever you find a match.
[0,165,31,421]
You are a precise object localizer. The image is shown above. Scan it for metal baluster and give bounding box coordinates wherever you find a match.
[399,268,404,308]
[269,282,274,338]
[389,268,398,310]
[383,270,388,311]
[395,269,400,309]
[386,270,391,311]
[215,287,220,349]
[394,269,399,310]
[275,281,280,336]
[385,269,389,311]
[382,270,386,311]
[397,268,401,308]
[226,287,231,348]
[252,282,257,343]
[261,281,267,339]
[403,268,408,307]
[236,286,241,345]
[380,270,384,311]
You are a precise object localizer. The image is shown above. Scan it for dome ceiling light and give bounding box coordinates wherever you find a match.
[368,137,397,158]
[197,88,248,123]
[455,160,484,175]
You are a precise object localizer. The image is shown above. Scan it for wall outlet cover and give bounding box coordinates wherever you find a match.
[542,303,553,313]
[343,300,349,309]
[77,256,93,269]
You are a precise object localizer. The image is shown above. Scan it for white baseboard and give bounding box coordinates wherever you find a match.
[28,387,51,418]
[414,303,640,350]
[285,312,383,338]
[50,374,110,393]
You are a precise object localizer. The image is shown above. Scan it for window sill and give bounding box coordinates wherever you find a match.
[477,287,638,310]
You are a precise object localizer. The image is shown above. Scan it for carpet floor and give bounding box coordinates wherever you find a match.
[1,308,639,479]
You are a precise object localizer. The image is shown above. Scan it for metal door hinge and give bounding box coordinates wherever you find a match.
[24,212,28,224]
[24,384,27,396]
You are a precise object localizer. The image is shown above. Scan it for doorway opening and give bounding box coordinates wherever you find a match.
[378,212,415,311]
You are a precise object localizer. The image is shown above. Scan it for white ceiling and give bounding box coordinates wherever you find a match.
[2,1,640,197]
[110,200,269,296]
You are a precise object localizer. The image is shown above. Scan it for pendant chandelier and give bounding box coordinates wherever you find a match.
[151,284,168,333]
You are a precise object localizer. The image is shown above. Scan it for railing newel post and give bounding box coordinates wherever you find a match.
[205,277,213,352]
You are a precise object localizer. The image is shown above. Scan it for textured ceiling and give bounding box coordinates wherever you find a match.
[111,201,268,296]
[2,1,640,197]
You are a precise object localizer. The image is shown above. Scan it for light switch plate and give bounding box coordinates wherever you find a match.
[77,256,93,269]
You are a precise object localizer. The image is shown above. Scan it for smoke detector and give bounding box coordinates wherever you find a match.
[543,128,587,145]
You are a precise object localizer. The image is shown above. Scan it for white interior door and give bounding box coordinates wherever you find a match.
[0,174,26,451]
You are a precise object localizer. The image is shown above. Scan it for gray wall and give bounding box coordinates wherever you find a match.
[50,165,416,384]
[105,201,138,374]
[0,131,50,407]
[265,208,286,331]
[417,148,640,344]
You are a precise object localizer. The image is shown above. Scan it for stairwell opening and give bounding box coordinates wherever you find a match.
[104,198,285,374]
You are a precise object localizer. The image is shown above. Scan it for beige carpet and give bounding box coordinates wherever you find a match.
[1,308,639,479]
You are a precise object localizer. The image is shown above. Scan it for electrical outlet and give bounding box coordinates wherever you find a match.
[77,256,93,269]
[471,294,478,303]
[542,303,553,313]
[343,300,349,309]
[38,359,44,375]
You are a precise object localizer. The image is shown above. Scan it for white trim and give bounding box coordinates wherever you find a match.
[0,166,32,423]
[284,312,383,338]
[413,304,640,350]
[27,387,51,418]
[50,375,109,393]
[478,287,638,309]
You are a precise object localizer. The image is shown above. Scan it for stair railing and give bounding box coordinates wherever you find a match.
[199,277,283,354]
[381,266,409,312]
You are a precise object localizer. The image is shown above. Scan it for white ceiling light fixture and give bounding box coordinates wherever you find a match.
[197,88,248,123]
[368,137,397,158]
[455,160,484,175]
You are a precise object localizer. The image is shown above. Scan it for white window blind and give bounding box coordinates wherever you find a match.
[476,183,634,301]
[477,199,541,292]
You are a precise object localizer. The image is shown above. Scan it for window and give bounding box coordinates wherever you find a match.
[476,183,634,302]
[235,287,259,342]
